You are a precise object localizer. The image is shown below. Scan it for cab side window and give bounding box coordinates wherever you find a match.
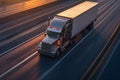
[64,23,71,38]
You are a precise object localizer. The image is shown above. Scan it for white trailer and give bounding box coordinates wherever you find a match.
[57,1,98,38]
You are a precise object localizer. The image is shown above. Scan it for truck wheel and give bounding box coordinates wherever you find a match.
[55,49,61,57]
[69,39,75,45]
[69,40,73,45]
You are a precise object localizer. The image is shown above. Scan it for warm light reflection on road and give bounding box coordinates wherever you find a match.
[0,33,44,79]
[24,0,57,10]
[3,54,41,80]
[0,0,57,18]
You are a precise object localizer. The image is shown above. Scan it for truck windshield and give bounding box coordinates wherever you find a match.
[47,30,60,38]
[50,17,68,30]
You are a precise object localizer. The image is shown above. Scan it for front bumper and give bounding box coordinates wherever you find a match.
[38,48,56,57]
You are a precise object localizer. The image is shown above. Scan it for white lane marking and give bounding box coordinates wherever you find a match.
[97,39,120,80]
[0,0,84,77]
[0,51,38,78]
[40,21,96,80]
[0,21,47,47]
[0,0,81,56]
[0,0,83,33]
[98,0,115,16]
[40,2,120,79]
[96,1,119,27]
[1,0,118,78]
[98,0,114,10]
[0,32,44,56]
[0,0,83,55]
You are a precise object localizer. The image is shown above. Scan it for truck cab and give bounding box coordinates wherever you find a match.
[38,16,71,57]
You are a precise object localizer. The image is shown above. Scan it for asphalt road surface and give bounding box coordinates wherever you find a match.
[97,40,120,80]
[0,0,120,80]
[0,0,83,54]
[39,0,120,80]
[0,0,84,79]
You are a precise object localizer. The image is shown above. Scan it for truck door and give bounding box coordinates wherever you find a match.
[62,22,72,43]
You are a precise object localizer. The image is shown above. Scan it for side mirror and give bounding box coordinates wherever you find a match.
[44,33,47,36]
[48,17,50,26]
[48,16,53,26]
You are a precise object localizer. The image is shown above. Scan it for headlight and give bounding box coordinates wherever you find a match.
[56,39,61,47]
[38,42,42,48]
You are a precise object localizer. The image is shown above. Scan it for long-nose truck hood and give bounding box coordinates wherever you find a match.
[42,35,58,45]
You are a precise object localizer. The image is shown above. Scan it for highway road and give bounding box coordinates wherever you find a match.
[0,0,66,25]
[0,0,120,80]
[0,0,84,79]
[39,0,120,79]
[96,39,120,80]
[91,23,120,80]
[0,0,83,54]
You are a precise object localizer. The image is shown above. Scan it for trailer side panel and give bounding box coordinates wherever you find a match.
[71,5,98,38]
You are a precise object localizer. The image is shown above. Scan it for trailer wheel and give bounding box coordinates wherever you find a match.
[69,39,75,45]
[69,40,73,45]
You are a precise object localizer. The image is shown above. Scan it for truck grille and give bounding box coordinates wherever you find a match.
[41,42,51,52]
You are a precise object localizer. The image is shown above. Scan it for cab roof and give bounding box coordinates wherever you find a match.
[57,1,98,19]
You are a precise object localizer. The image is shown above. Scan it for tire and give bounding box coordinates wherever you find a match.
[55,49,61,57]
[70,39,75,45]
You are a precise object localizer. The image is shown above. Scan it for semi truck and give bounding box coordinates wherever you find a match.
[38,1,99,57]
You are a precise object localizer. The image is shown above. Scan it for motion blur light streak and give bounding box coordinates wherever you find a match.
[24,0,57,10]
[0,0,57,18]
[1,52,40,80]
